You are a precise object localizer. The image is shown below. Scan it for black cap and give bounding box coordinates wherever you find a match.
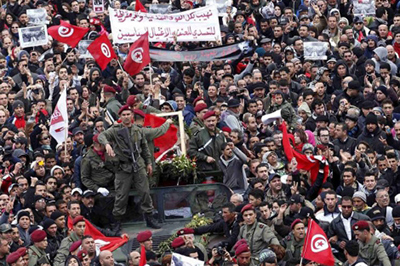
[294,206,314,219]
[72,127,84,135]
[290,194,304,204]
[227,99,240,108]
[367,209,385,221]
[315,115,329,122]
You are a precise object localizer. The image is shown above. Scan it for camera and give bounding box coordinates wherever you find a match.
[217,245,226,256]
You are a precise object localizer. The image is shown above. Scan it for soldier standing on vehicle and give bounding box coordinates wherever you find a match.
[98,105,160,229]
[188,110,226,172]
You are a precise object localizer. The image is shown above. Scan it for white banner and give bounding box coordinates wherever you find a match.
[109,6,221,43]
[49,88,68,144]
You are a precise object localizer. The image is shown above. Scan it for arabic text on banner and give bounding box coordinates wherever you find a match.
[109,6,221,43]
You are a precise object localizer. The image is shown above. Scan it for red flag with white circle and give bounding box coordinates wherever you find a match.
[47,20,89,48]
[123,32,150,76]
[87,33,117,70]
[301,219,335,266]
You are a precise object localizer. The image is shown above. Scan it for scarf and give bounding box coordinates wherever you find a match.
[93,148,105,161]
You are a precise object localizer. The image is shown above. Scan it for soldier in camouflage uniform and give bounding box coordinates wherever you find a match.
[189,103,208,136]
[239,204,280,261]
[281,219,305,266]
[352,220,391,266]
[188,111,226,172]
[98,105,160,229]
[81,134,115,193]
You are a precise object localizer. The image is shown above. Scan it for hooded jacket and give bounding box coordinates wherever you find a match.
[372,47,398,75]
[364,35,378,59]
[357,126,386,155]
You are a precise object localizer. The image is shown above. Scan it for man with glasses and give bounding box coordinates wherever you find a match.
[328,196,370,261]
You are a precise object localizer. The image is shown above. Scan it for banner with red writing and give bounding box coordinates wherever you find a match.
[109,6,221,43]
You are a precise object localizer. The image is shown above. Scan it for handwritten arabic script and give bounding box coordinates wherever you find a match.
[109,6,221,43]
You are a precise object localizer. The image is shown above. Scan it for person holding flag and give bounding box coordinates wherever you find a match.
[281,219,305,266]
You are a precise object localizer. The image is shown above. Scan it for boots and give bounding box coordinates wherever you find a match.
[145,213,161,229]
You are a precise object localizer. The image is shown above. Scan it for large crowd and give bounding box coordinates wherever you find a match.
[0,0,398,265]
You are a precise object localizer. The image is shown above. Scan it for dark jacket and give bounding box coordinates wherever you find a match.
[332,137,357,155]
[328,212,370,251]
[194,218,240,251]
[357,126,386,155]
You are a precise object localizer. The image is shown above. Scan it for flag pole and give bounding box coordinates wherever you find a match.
[300,218,311,266]
[64,84,68,159]
[149,61,153,88]
[116,58,135,83]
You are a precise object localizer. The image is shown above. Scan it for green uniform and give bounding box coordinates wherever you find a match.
[81,147,115,192]
[239,221,280,258]
[281,233,305,266]
[188,127,226,172]
[98,123,153,217]
[28,245,50,266]
[358,235,391,266]
[138,103,161,114]
[53,232,81,266]
[105,97,122,121]
[189,117,204,136]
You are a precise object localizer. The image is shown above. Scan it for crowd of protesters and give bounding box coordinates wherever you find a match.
[0,0,399,265]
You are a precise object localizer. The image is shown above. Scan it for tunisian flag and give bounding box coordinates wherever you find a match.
[87,33,117,70]
[139,246,147,266]
[302,219,335,266]
[135,0,147,12]
[281,122,329,185]
[143,114,178,160]
[123,33,150,76]
[68,216,128,251]
[49,88,68,144]
[48,21,89,48]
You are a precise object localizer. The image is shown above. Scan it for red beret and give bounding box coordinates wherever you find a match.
[203,111,216,121]
[16,247,27,256]
[103,85,116,94]
[171,237,185,248]
[6,251,22,264]
[118,105,132,115]
[72,215,85,226]
[241,203,255,214]
[69,240,82,253]
[127,95,138,107]
[316,144,327,151]
[222,127,231,133]
[93,133,100,144]
[30,229,46,243]
[193,96,204,107]
[177,228,195,236]
[291,218,303,231]
[352,221,370,231]
[194,103,207,113]
[77,249,89,261]
[137,230,152,242]
[235,244,250,256]
[233,239,247,250]
[133,109,146,118]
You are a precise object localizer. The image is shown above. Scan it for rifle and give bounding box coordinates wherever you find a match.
[118,127,139,172]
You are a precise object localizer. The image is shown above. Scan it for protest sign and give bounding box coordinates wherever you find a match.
[27,8,48,25]
[304,42,328,60]
[109,6,221,43]
[19,25,48,48]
